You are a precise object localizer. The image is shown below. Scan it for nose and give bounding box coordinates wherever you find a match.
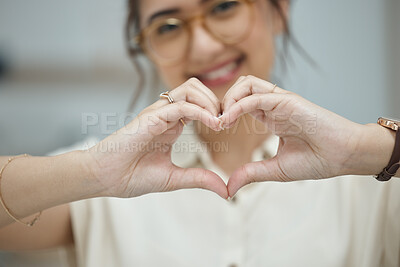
[188,21,225,63]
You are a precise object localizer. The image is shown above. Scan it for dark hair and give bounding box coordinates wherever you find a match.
[125,0,292,111]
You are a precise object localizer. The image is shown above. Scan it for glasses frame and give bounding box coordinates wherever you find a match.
[132,0,257,65]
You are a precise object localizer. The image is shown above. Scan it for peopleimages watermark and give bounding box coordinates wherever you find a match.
[81,112,137,135]
[81,112,318,136]
[88,140,229,153]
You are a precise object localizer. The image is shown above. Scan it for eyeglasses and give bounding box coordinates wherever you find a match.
[133,0,256,65]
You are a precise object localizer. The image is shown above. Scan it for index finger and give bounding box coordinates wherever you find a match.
[222,75,286,112]
[140,102,222,137]
[220,93,289,126]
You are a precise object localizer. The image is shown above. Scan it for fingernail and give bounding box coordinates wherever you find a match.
[218,119,225,131]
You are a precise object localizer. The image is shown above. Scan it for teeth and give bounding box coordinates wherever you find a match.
[200,61,238,81]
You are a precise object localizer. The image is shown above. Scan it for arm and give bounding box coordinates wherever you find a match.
[0,78,227,251]
[0,78,227,230]
[0,151,100,228]
[0,153,97,250]
[355,122,399,178]
[0,203,73,250]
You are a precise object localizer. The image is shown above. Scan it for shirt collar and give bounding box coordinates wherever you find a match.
[171,124,279,184]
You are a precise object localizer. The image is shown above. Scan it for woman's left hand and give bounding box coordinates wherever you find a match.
[220,75,394,197]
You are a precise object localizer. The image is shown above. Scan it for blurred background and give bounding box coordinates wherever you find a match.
[0,0,399,156]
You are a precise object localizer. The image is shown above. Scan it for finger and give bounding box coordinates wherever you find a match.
[178,78,221,115]
[221,93,290,126]
[222,75,286,112]
[151,88,219,117]
[172,87,220,116]
[227,158,288,197]
[169,166,229,199]
[153,78,221,116]
[157,102,221,130]
[142,102,221,136]
[216,75,245,119]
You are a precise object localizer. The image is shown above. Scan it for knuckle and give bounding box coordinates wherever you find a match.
[188,77,200,84]
[164,169,175,191]
[285,90,297,96]
[195,170,207,188]
[187,77,201,88]
[182,78,202,97]
[239,103,245,114]
[256,97,263,109]
[177,101,186,112]
[286,93,299,103]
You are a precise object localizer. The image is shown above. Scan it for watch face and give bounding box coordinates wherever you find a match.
[378,117,400,131]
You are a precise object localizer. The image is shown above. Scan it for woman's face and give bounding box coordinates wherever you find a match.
[139,0,285,100]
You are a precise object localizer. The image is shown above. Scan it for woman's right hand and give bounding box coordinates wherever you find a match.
[86,78,228,199]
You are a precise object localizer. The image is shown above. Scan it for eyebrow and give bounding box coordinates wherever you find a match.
[147,0,213,26]
[147,9,180,26]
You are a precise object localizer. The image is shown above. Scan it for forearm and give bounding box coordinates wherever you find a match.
[0,151,104,228]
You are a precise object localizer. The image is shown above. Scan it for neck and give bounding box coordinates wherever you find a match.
[195,114,270,176]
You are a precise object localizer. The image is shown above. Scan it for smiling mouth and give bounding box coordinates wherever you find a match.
[193,55,245,88]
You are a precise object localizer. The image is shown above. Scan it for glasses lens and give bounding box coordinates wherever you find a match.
[147,18,189,62]
[205,0,251,44]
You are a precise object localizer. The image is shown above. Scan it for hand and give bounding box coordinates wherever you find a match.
[220,75,390,197]
[86,78,228,199]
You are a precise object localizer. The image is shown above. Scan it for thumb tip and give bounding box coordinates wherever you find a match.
[227,181,239,199]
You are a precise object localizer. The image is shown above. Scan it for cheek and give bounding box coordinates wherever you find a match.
[241,6,276,79]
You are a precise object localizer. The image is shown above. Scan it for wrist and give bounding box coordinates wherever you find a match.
[0,151,108,224]
[70,150,110,198]
[352,123,396,176]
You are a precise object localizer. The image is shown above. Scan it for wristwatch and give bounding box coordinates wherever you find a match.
[375,117,400,181]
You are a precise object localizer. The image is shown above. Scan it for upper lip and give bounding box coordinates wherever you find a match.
[190,56,243,78]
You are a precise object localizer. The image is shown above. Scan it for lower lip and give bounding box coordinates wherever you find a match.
[198,57,243,88]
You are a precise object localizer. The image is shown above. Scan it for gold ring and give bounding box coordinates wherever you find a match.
[160,91,186,126]
[272,84,277,91]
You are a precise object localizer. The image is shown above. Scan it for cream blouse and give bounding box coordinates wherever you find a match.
[2,126,400,267]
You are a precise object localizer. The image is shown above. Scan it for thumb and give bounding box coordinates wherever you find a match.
[227,158,287,197]
[170,166,228,199]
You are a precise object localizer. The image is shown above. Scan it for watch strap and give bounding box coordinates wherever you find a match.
[375,129,400,181]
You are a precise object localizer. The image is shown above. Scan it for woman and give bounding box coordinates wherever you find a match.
[1,0,400,266]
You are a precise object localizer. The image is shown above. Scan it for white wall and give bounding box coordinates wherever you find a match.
[0,0,129,69]
[386,0,400,118]
[274,0,392,124]
[0,0,147,155]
